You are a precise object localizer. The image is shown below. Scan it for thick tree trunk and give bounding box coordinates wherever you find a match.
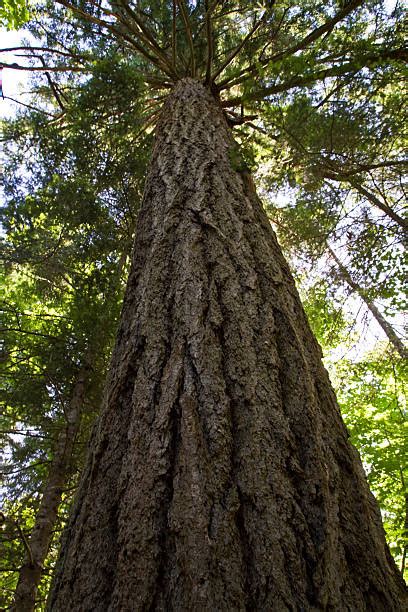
[48,79,407,611]
[12,362,89,612]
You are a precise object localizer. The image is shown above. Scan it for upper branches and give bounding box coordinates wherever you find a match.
[2,0,407,136]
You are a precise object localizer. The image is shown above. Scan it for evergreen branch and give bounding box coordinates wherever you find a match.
[267,0,365,65]
[320,158,408,178]
[114,11,176,78]
[221,47,408,104]
[347,179,408,231]
[327,245,407,358]
[176,0,196,76]
[0,514,35,568]
[117,1,177,78]
[35,20,91,61]
[0,306,70,319]
[2,461,50,475]
[140,73,173,89]
[0,429,51,438]
[0,327,60,340]
[118,1,168,63]
[54,0,170,76]
[310,155,408,230]
[217,0,365,90]
[211,11,267,83]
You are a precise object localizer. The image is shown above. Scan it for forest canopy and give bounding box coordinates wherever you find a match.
[0,0,406,609]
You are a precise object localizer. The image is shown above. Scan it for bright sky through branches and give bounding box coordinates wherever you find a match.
[0,0,404,358]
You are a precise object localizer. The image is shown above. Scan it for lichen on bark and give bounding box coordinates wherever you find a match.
[48,79,407,611]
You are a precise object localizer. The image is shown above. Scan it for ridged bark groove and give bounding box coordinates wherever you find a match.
[48,79,406,611]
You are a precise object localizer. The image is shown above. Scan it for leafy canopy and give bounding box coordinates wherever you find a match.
[0,0,29,29]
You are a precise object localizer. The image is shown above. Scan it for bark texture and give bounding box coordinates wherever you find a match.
[12,363,89,612]
[48,79,407,611]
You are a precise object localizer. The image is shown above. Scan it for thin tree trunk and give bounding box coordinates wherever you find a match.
[348,179,408,232]
[401,493,408,575]
[12,361,90,612]
[327,246,407,359]
[320,171,408,233]
[48,79,407,611]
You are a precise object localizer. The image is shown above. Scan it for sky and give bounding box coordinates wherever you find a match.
[1,29,33,119]
[0,9,404,361]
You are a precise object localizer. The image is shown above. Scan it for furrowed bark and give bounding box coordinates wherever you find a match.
[12,362,90,612]
[48,79,407,611]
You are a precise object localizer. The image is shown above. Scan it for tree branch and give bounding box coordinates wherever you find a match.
[176,0,196,76]
[39,57,66,111]
[205,0,215,84]
[221,47,408,104]
[217,0,365,90]
[212,11,266,83]
[0,46,86,61]
[55,0,171,76]
[348,179,408,231]
[117,0,177,78]
[1,96,57,117]
[0,61,84,73]
[328,245,407,358]
[267,0,365,65]
[172,0,177,72]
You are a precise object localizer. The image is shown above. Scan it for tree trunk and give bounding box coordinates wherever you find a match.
[48,79,407,611]
[327,246,407,359]
[401,493,408,576]
[12,361,89,612]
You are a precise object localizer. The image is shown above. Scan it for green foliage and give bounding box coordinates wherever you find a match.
[0,0,29,29]
[335,348,407,578]
[0,45,149,608]
[0,0,407,605]
[301,279,407,578]
[301,279,350,350]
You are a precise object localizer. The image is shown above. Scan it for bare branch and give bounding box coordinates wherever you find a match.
[0,47,86,61]
[205,0,216,84]
[39,57,66,111]
[172,0,177,72]
[218,0,365,90]
[0,61,84,73]
[212,12,266,83]
[1,96,57,117]
[176,0,196,76]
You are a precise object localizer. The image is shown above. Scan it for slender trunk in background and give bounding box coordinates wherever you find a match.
[12,361,90,612]
[402,494,408,573]
[48,79,407,611]
[347,178,408,232]
[327,246,407,359]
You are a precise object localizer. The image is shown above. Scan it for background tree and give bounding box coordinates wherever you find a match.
[299,281,407,580]
[0,0,406,609]
[0,58,150,608]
